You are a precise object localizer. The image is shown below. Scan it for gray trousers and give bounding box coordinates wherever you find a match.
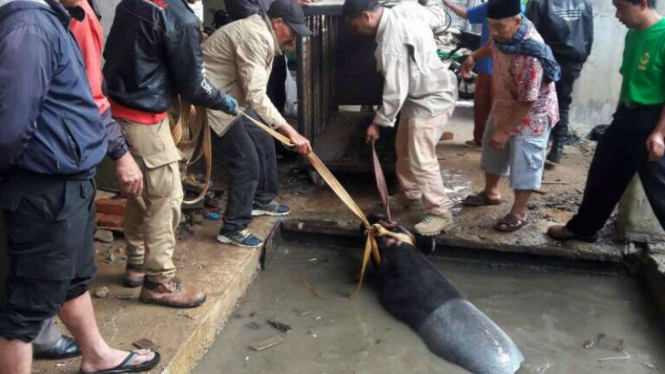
[0,211,61,349]
[33,319,62,351]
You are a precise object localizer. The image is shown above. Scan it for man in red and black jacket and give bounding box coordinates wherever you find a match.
[103,0,238,309]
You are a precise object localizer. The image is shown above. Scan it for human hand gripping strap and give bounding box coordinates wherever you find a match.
[238,111,414,297]
[169,97,211,204]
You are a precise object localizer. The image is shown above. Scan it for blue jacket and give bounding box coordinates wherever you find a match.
[0,0,107,178]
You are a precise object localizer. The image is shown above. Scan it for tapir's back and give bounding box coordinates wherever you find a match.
[418,298,524,374]
[377,244,463,328]
[376,244,524,374]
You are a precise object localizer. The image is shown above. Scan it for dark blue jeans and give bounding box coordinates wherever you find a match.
[218,111,278,231]
[552,59,583,140]
[567,104,665,236]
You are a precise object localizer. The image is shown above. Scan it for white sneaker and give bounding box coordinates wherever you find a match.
[415,212,454,236]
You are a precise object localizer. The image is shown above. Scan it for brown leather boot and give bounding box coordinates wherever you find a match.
[123,264,145,288]
[547,225,598,243]
[139,277,206,308]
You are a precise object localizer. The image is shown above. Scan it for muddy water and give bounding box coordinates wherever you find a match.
[193,242,665,374]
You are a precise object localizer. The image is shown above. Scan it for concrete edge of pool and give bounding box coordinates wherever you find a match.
[31,218,665,374]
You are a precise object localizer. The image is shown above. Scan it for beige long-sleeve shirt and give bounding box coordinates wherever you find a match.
[373,6,458,127]
[202,15,286,136]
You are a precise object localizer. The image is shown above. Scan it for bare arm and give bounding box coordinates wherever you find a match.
[498,102,533,133]
[442,0,467,18]
[471,40,492,61]
[461,40,492,77]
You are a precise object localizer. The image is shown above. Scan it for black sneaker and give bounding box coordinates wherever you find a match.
[216,228,263,248]
[251,200,291,217]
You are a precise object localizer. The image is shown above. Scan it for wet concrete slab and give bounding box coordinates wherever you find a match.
[32,217,279,374]
[279,107,622,263]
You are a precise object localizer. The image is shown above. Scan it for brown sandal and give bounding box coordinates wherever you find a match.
[462,193,503,206]
[494,213,528,233]
[465,139,482,148]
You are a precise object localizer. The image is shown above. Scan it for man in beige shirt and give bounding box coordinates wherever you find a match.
[343,0,459,236]
[203,0,312,248]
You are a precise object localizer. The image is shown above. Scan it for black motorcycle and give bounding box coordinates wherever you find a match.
[439,30,480,101]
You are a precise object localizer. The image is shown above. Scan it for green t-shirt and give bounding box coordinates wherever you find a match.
[620,18,665,104]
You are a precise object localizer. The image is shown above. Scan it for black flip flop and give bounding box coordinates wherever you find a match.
[494,214,528,233]
[462,193,503,206]
[81,350,160,374]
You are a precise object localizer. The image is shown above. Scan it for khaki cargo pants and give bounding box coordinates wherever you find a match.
[118,117,183,283]
[395,112,454,216]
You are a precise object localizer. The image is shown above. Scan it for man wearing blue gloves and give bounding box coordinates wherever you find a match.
[203,0,312,248]
[103,0,239,309]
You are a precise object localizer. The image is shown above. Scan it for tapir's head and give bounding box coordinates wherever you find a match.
[363,214,436,256]
[366,214,416,250]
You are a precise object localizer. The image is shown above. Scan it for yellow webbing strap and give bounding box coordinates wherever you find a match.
[169,98,212,205]
[238,111,414,296]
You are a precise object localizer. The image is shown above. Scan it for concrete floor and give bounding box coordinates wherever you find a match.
[280,106,621,262]
[193,242,665,374]
[32,219,278,374]
[31,106,665,374]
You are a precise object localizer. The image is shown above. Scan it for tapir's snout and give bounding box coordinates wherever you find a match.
[365,214,413,238]
[362,214,436,255]
[363,214,415,249]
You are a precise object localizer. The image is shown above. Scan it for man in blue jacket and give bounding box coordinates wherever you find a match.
[0,1,158,373]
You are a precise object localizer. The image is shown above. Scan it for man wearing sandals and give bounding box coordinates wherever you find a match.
[461,0,560,233]
[0,0,159,373]
[23,0,147,362]
[202,0,313,248]
[343,0,459,237]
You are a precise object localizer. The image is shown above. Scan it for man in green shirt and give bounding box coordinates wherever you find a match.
[548,0,665,242]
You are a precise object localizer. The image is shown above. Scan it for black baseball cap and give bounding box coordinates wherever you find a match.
[267,0,313,37]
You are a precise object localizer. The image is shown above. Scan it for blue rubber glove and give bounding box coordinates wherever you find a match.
[221,95,238,116]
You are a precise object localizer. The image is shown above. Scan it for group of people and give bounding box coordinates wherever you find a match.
[1,0,665,373]
[343,0,593,237]
[441,0,665,241]
[0,0,313,372]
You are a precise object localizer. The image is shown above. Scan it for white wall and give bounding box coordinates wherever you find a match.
[97,0,123,41]
[563,0,665,134]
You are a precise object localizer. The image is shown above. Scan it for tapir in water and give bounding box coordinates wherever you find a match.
[366,215,524,374]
